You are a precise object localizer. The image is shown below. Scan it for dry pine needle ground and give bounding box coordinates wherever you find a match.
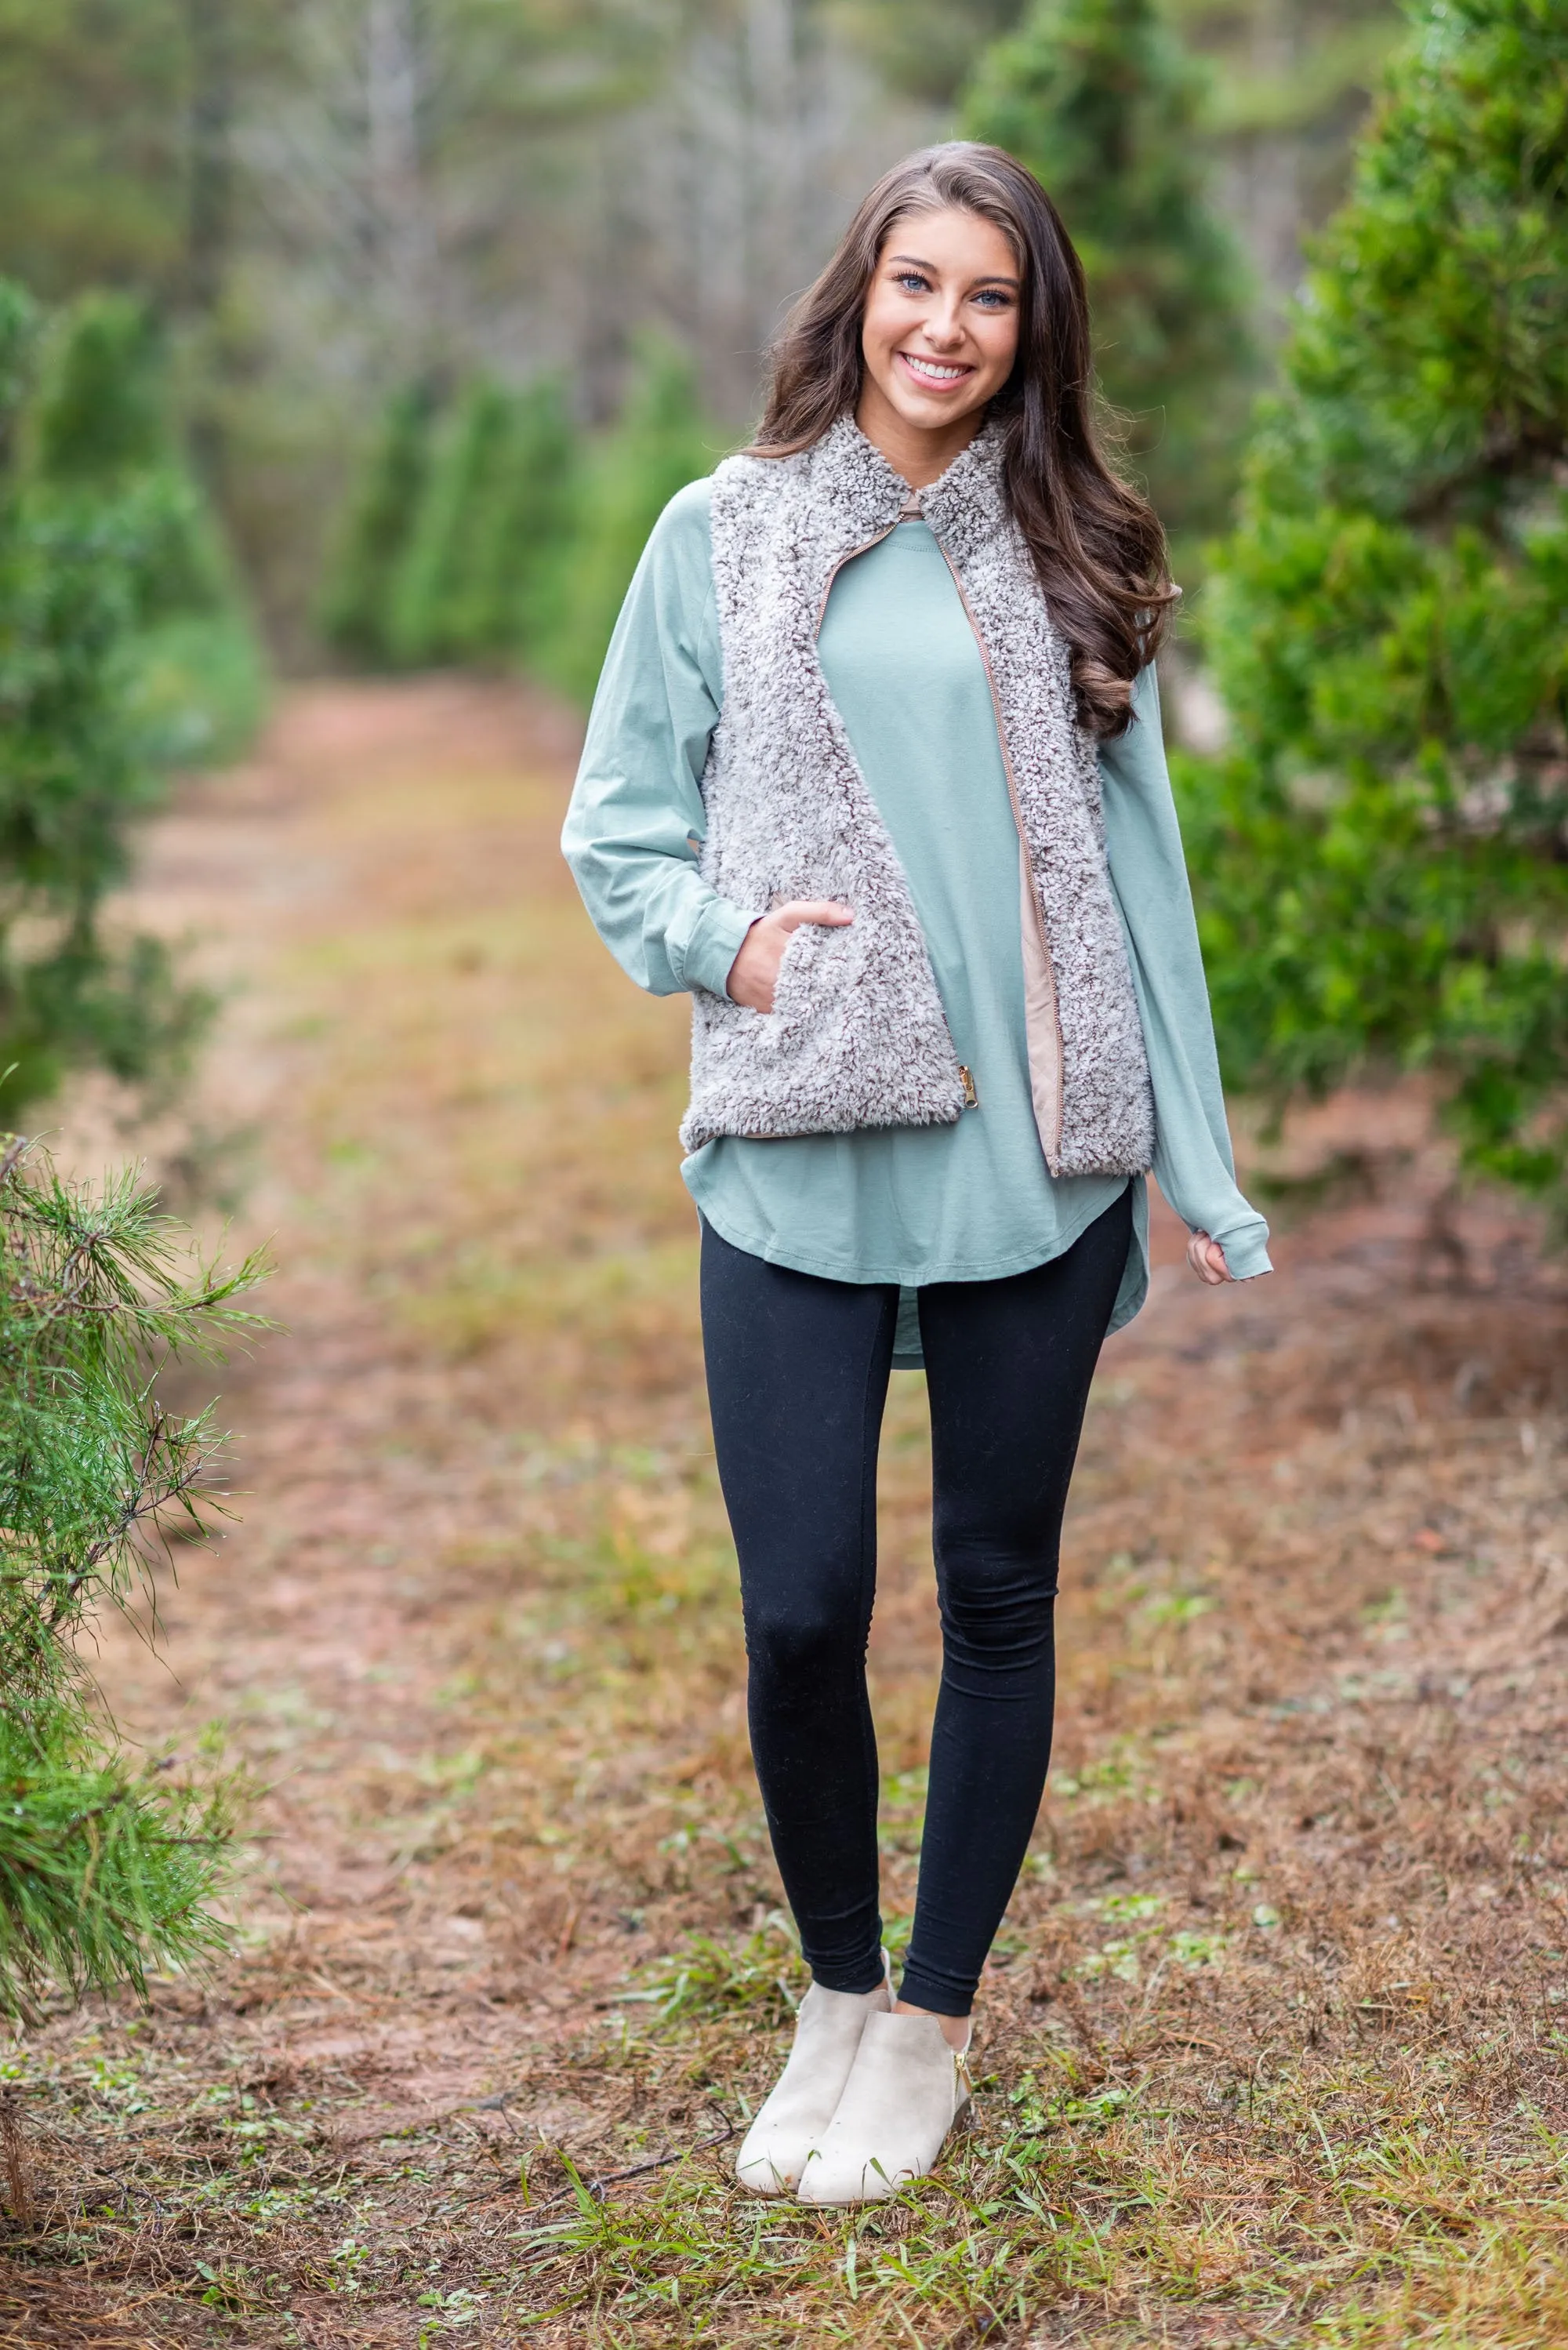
[5,680,1566,2348]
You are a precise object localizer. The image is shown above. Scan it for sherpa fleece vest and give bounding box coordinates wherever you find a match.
[680,414,1156,1180]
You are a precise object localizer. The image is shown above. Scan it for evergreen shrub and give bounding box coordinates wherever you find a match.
[391,379,517,666]
[392,376,580,667]
[965,0,1257,544]
[1177,0,1568,1217]
[534,342,717,707]
[26,292,265,770]
[317,381,442,669]
[0,277,220,1116]
[319,345,711,706]
[0,1135,264,2014]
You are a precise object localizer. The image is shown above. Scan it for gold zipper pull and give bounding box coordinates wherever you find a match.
[959,1064,978,1109]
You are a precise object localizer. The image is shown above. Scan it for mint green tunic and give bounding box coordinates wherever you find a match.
[562,476,1270,1355]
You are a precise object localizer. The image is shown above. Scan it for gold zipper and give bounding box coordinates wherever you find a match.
[923,520,1067,1168]
[814,502,990,1131]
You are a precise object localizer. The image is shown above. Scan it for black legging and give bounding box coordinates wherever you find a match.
[699,1183,1131,2018]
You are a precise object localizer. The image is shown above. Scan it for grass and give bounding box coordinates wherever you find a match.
[7,676,1567,2347]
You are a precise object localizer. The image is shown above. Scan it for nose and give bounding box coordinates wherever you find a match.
[920,299,967,351]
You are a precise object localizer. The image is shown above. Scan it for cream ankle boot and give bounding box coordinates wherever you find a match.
[794,2007,972,2207]
[734,1956,892,2197]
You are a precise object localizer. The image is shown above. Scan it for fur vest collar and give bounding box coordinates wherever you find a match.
[681,414,1154,1179]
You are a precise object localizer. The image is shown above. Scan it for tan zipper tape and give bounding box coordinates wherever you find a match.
[925,532,1067,1169]
[811,503,1054,1149]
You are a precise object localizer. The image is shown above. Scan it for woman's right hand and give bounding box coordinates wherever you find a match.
[726,899,853,1013]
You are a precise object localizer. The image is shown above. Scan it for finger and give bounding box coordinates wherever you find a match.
[1187,1232,1225,1284]
[775,899,854,931]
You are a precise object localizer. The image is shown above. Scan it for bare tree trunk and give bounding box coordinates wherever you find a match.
[187,0,235,318]
[185,0,236,482]
[365,0,440,376]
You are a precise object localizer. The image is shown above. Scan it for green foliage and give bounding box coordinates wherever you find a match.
[322,344,711,707]
[0,275,238,1118]
[318,383,444,670]
[0,1700,230,2015]
[469,377,581,662]
[392,380,519,666]
[533,342,717,707]
[964,0,1258,539]
[626,1919,805,2029]
[0,1135,266,2013]
[1178,0,1568,1211]
[30,292,171,482]
[323,375,581,674]
[839,0,1027,104]
[0,0,194,303]
[392,376,580,668]
[0,281,40,457]
[24,291,264,767]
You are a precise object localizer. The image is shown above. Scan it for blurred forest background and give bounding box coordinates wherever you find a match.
[0,0,1564,1211]
[2,9,1566,2336]
[0,0,1404,656]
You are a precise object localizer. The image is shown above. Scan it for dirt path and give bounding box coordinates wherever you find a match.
[11,681,1568,2348]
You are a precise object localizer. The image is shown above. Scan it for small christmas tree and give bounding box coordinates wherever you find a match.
[0,278,214,1119]
[461,378,581,666]
[964,0,1257,543]
[27,289,265,770]
[391,377,522,666]
[1177,0,1568,1219]
[535,341,716,707]
[0,1134,264,2020]
[318,380,443,668]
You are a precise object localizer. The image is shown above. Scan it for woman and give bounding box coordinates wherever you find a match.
[562,142,1270,2208]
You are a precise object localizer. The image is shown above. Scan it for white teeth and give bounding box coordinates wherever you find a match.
[901,354,968,383]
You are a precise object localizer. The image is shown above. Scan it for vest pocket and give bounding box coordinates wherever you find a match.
[760,913,847,1036]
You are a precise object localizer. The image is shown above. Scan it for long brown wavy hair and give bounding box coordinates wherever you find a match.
[750,143,1176,737]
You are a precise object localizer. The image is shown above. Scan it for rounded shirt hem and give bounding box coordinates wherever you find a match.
[687,1162,1132,1290]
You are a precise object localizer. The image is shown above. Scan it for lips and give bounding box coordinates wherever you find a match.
[897,351,975,389]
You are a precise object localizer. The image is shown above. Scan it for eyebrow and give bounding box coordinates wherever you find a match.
[887,252,1021,288]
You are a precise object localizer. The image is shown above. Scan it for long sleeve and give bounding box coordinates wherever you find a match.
[561,478,755,1000]
[1101,666,1273,1281]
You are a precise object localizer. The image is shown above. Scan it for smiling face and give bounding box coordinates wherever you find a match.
[855,202,1022,486]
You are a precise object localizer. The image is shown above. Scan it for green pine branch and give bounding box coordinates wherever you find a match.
[0,1134,267,2014]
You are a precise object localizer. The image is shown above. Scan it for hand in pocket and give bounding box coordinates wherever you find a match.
[725,900,853,1014]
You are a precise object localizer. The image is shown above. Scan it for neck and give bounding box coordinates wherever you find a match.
[854,379,985,490]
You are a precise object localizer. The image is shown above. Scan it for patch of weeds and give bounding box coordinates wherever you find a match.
[1090,1891,1165,1924]
[1077,1938,1143,1983]
[1049,1744,1148,1802]
[325,2235,372,2295]
[1009,2061,1140,2137]
[1168,1927,1229,1969]
[417,2285,485,2339]
[624,1916,806,2028]
[1138,1589,1216,1628]
[1075,1890,1173,1983]
[195,2257,268,2313]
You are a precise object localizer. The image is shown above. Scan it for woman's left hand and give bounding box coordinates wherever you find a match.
[1186,1230,1234,1285]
